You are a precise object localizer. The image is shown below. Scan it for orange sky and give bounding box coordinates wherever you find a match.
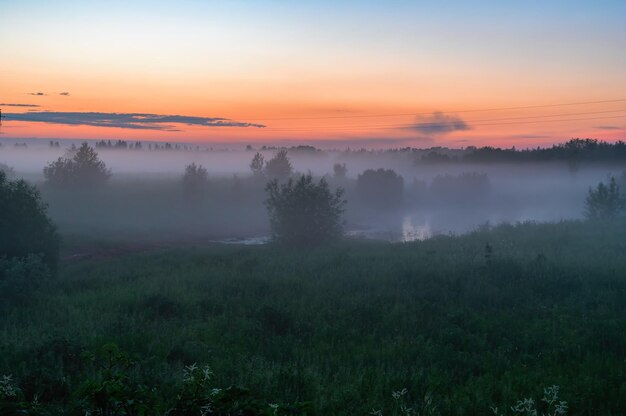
[1,1,625,148]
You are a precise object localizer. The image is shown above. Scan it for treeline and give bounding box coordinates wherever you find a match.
[94,139,200,151]
[421,139,626,164]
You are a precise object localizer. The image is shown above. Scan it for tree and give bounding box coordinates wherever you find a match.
[0,171,59,269]
[584,177,625,220]
[356,168,404,208]
[0,162,14,179]
[250,152,265,177]
[264,150,293,181]
[43,142,111,187]
[265,174,346,246]
[333,163,347,179]
[182,163,208,201]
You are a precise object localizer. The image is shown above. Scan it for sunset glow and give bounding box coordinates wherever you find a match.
[1,0,625,148]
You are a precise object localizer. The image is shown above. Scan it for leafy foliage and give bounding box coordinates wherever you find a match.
[333,163,347,179]
[584,177,624,220]
[265,174,346,246]
[250,152,266,177]
[0,171,59,269]
[492,385,568,416]
[182,163,208,201]
[4,221,626,413]
[356,168,404,208]
[0,162,15,179]
[264,150,293,181]
[43,142,111,187]
[0,254,51,306]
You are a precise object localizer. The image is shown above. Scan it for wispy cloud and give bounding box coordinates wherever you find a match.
[407,112,470,135]
[2,111,265,130]
[595,125,623,130]
[27,92,46,96]
[0,103,41,108]
[59,92,70,96]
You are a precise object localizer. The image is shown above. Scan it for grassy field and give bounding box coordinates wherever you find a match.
[2,220,626,414]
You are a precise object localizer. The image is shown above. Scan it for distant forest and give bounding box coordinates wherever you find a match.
[3,138,626,164]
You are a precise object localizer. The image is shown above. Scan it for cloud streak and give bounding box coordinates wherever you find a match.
[28,92,46,96]
[407,112,470,135]
[595,125,623,130]
[0,103,41,108]
[2,111,265,130]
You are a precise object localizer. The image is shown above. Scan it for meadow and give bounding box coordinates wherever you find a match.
[2,220,626,414]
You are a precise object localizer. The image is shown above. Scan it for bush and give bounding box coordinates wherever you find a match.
[182,162,208,201]
[356,168,404,208]
[0,162,15,179]
[0,254,51,305]
[333,163,347,179]
[265,150,293,181]
[43,142,111,187]
[0,171,59,269]
[250,152,265,177]
[265,174,346,246]
[584,177,624,220]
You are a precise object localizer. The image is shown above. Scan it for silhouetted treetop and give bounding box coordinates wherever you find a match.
[43,142,111,187]
[584,177,625,220]
[265,174,345,246]
[0,171,59,269]
[264,150,293,181]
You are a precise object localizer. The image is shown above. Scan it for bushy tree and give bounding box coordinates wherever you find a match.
[584,177,625,220]
[43,142,111,187]
[264,150,293,181]
[182,163,208,200]
[265,174,346,246]
[250,152,265,177]
[356,168,404,208]
[0,171,59,269]
[333,162,347,179]
[0,162,14,179]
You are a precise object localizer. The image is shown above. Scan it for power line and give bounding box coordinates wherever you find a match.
[261,114,626,132]
[244,98,626,121]
[261,108,626,131]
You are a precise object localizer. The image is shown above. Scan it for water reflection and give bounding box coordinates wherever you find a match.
[401,215,432,242]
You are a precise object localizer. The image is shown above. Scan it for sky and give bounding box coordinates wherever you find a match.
[1,0,625,148]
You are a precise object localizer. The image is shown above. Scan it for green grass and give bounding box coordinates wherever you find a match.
[2,220,626,414]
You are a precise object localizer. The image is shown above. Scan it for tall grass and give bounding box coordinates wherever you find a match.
[2,220,626,414]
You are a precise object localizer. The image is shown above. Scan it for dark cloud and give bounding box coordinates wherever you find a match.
[595,125,623,130]
[59,92,70,96]
[2,111,265,130]
[0,103,40,108]
[28,92,47,96]
[407,112,470,135]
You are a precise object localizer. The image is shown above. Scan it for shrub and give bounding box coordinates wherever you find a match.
[0,254,51,306]
[265,174,346,246]
[43,142,111,187]
[250,152,265,177]
[0,162,14,179]
[265,150,293,181]
[0,171,59,269]
[584,177,625,220]
[356,168,404,208]
[182,163,208,201]
[333,163,347,179]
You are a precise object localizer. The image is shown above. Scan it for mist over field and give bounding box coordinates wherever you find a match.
[3,0,626,414]
[1,139,622,246]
